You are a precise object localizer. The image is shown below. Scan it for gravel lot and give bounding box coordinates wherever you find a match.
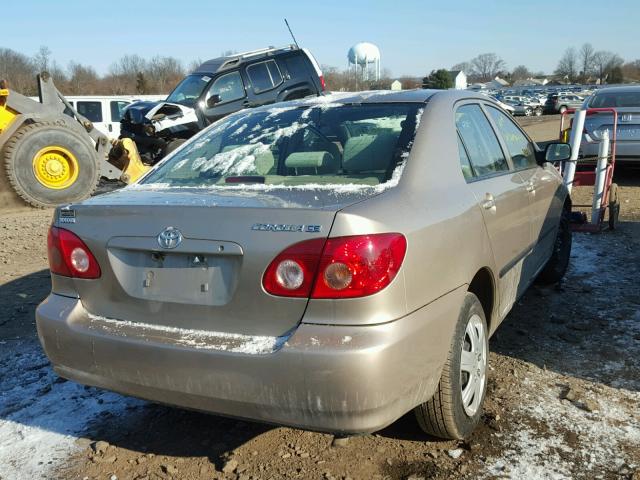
[0,115,639,480]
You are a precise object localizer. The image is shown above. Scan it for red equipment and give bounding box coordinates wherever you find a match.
[559,107,620,232]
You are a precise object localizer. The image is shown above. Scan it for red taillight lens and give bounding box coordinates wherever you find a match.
[47,226,101,279]
[262,233,407,299]
[312,234,406,299]
[262,238,325,297]
[319,75,326,91]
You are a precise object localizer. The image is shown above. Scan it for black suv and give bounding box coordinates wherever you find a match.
[119,45,324,163]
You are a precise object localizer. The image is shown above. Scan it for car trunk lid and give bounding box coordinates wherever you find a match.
[61,187,376,337]
[584,110,640,142]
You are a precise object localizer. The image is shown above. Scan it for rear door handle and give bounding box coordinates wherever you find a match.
[481,193,496,210]
[526,182,535,193]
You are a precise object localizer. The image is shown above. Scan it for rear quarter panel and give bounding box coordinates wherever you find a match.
[303,92,498,329]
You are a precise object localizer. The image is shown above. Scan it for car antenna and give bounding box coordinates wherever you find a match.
[284,18,300,48]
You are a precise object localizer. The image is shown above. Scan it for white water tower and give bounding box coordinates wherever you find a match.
[348,42,381,81]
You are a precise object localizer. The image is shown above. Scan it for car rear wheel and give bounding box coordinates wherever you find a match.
[537,205,572,284]
[414,292,488,439]
[534,108,543,117]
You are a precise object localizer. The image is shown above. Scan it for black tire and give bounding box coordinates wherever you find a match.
[608,183,620,230]
[3,122,99,208]
[537,204,572,284]
[534,108,543,117]
[414,292,488,440]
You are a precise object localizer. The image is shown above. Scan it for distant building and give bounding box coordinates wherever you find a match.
[448,70,467,90]
[488,76,510,89]
[513,77,548,87]
[390,80,402,90]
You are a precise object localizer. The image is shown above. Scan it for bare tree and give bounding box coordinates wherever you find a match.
[593,51,624,84]
[621,59,640,81]
[148,56,184,94]
[106,54,147,94]
[33,45,52,73]
[511,65,532,82]
[579,43,595,78]
[0,47,37,95]
[187,59,203,73]
[67,62,100,95]
[469,53,506,82]
[555,47,578,82]
[451,62,471,74]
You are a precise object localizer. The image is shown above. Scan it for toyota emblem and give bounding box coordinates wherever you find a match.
[157,226,183,249]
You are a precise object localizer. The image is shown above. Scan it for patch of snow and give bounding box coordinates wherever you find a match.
[170,158,189,172]
[482,367,640,478]
[0,340,142,479]
[231,123,248,136]
[342,336,352,344]
[447,448,464,459]
[192,143,271,176]
[265,106,299,118]
[87,314,289,355]
[415,107,424,132]
[569,235,599,277]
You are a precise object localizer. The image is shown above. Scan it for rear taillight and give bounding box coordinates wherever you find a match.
[47,226,101,279]
[262,233,407,299]
[312,234,407,298]
[262,238,325,297]
[319,75,326,91]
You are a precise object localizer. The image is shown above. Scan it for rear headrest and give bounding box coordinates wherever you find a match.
[343,133,397,172]
[285,151,337,170]
[253,150,276,175]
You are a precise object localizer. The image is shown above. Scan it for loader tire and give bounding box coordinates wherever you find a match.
[3,122,100,208]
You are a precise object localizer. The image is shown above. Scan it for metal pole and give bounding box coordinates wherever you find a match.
[591,130,610,224]
[563,108,587,193]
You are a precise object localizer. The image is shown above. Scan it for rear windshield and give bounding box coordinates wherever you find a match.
[139,102,423,190]
[589,91,640,108]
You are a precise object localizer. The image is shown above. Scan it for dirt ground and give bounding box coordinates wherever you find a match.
[1,115,639,480]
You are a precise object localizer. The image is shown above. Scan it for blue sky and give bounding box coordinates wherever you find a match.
[3,0,638,77]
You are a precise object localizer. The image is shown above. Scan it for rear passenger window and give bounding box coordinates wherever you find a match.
[455,104,509,177]
[283,55,307,78]
[457,135,474,180]
[110,101,130,122]
[247,60,283,93]
[487,106,537,170]
[76,101,102,122]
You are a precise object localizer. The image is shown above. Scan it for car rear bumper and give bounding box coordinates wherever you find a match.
[580,137,640,162]
[36,287,464,434]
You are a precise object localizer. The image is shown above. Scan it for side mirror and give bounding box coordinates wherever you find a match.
[206,94,221,108]
[543,142,571,163]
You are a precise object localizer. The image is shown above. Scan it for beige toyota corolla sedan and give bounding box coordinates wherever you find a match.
[37,90,572,439]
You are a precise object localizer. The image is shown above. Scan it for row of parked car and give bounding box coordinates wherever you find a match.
[490,91,589,117]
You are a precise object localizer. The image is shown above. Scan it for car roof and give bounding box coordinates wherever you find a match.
[240,89,492,116]
[593,85,640,94]
[192,45,300,75]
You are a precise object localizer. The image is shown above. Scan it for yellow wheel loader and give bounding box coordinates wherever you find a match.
[0,74,149,209]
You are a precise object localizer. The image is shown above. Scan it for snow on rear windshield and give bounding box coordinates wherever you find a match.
[139,103,424,191]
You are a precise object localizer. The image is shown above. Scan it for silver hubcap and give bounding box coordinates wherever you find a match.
[460,313,487,417]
